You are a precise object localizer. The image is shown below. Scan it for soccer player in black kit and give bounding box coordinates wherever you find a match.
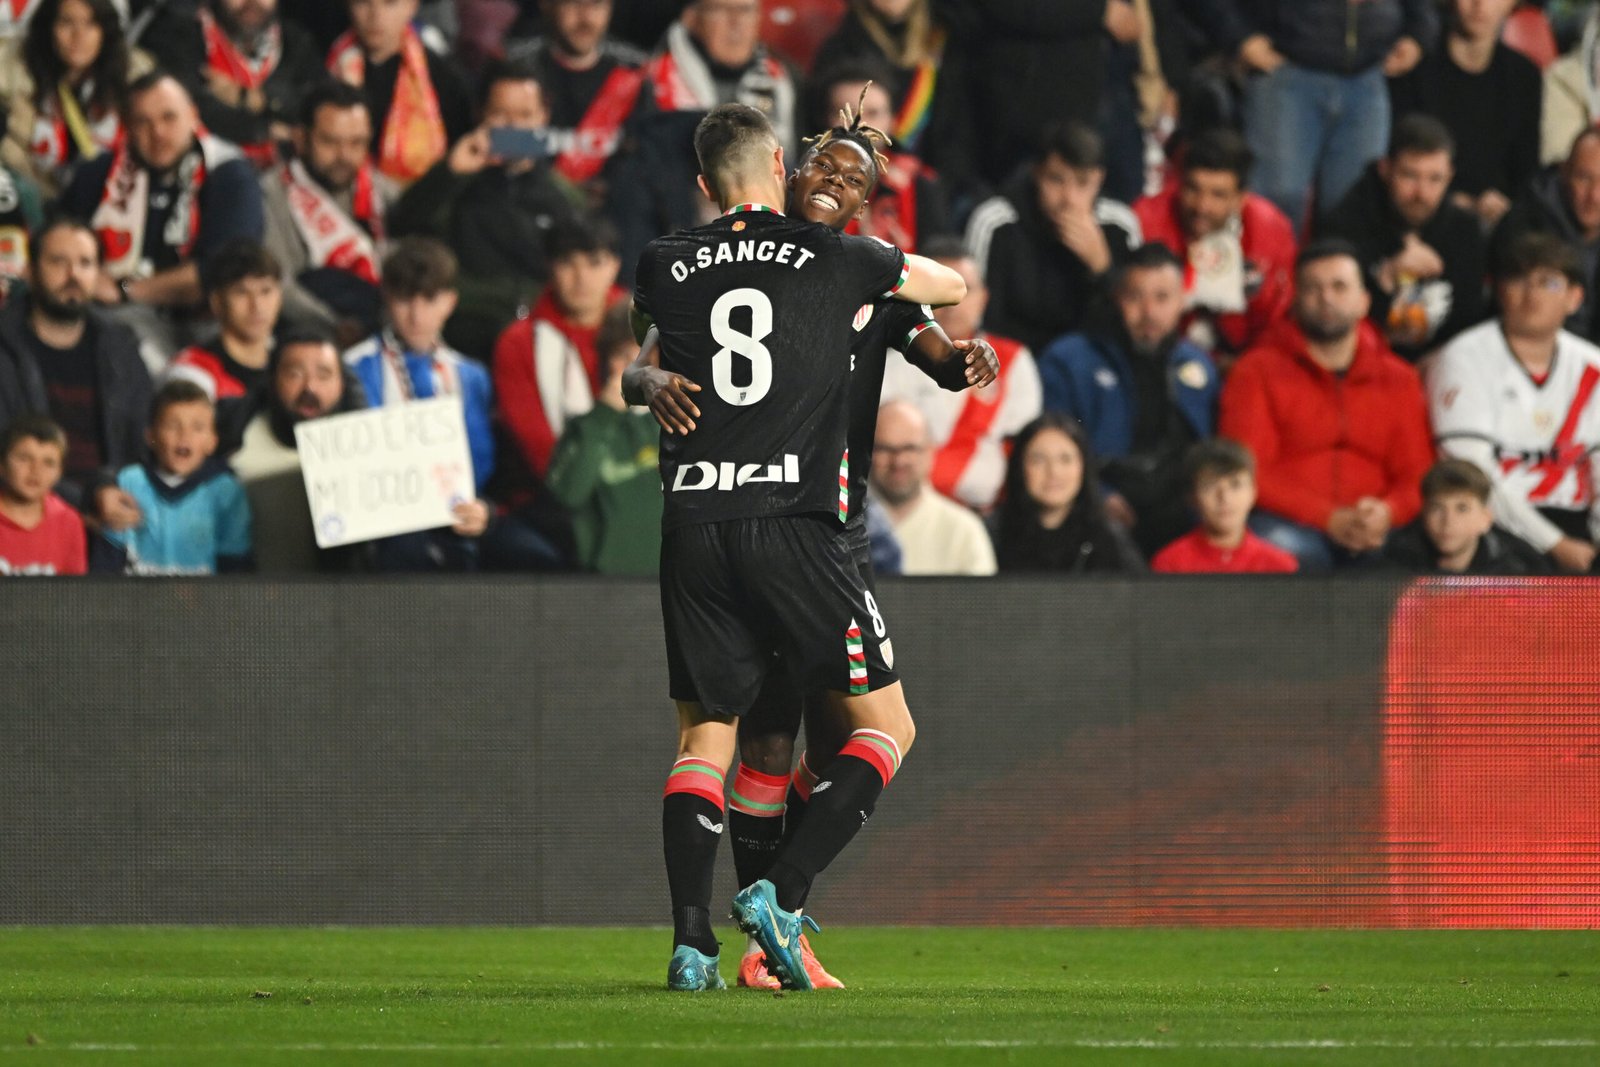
[629,95,1000,990]
[631,102,966,991]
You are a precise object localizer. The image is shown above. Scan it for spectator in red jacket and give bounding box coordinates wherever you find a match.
[480,215,624,572]
[1134,127,1297,368]
[492,215,625,493]
[1219,238,1434,570]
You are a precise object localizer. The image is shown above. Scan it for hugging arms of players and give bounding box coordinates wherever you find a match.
[623,317,999,435]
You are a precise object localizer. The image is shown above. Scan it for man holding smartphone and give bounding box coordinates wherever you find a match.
[388,58,581,357]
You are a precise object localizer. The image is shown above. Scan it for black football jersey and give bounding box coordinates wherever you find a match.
[843,298,936,527]
[633,206,907,530]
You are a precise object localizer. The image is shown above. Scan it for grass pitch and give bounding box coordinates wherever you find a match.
[2,927,1598,1065]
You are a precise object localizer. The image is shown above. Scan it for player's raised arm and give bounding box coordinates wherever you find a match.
[621,325,703,435]
[895,253,967,309]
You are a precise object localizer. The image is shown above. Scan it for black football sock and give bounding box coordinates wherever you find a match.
[728,765,789,889]
[767,755,892,913]
[662,759,727,957]
[780,750,819,850]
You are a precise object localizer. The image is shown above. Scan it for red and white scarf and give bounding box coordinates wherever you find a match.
[327,25,445,184]
[527,290,602,440]
[554,62,643,185]
[280,158,384,284]
[647,21,794,150]
[201,7,282,90]
[30,81,119,178]
[91,132,238,279]
[0,0,39,34]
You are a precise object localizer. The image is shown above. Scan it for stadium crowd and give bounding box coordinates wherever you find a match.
[0,0,1596,577]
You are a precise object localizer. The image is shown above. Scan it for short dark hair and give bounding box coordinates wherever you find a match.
[1388,112,1454,161]
[1,414,66,456]
[1184,438,1255,492]
[1421,458,1492,504]
[1566,126,1600,162]
[1037,121,1103,171]
[382,237,458,298]
[31,216,100,265]
[202,239,281,295]
[276,324,339,353]
[478,57,548,112]
[694,103,781,201]
[596,303,637,367]
[149,379,214,426]
[126,69,185,105]
[1295,236,1363,278]
[919,234,970,263]
[299,78,370,129]
[1117,242,1184,288]
[1493,230,1585,286]
[1183,128,1252,185]
[548,215,621,261]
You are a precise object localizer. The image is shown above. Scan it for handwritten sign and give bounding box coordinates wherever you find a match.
[295,398,474,548]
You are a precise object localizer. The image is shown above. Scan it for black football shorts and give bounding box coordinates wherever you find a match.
[661,513,898,718]
[742,519,882,737]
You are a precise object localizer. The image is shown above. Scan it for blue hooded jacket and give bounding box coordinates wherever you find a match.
[1035,331,1218,461]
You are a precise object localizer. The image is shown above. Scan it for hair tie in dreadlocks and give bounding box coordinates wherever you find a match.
[801,80,893,179]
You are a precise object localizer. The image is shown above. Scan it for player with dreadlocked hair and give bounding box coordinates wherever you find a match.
[623,87,1000,991]
[801,81,894,189]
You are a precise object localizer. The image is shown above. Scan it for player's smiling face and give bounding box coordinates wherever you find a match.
[788,141,873,230]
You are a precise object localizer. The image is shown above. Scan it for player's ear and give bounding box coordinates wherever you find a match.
[695,174,716,205]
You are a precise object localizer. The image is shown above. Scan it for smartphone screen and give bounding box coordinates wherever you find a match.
[488,127,555,163]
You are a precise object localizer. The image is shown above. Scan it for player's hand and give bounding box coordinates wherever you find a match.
[451,498,490,538]
[1238,34,1285,74]
[952,337,999,388]
[640,367,703,434]
[1551,537,1597,574]
[95,486,142,532]
[1383,35,1423,78]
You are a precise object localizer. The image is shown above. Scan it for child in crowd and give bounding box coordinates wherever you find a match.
[1383,459,1551,575]
[342,237,492,571]
[344,237,496,493]
[0,417,86,576]
[546,305,661,576]
[100,381,253,575]
[1152,439,1299,574]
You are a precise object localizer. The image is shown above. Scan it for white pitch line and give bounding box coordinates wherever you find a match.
[2,1038,1596,1053]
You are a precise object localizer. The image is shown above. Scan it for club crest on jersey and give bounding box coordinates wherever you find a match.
[732,220,746,232]
[853,303,874,331]
[671,454,801,492]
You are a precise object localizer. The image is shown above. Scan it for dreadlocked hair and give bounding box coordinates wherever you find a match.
[801,82,893,183]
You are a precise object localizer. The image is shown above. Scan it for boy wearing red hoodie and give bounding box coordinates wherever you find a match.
[1152,438,1298,574]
